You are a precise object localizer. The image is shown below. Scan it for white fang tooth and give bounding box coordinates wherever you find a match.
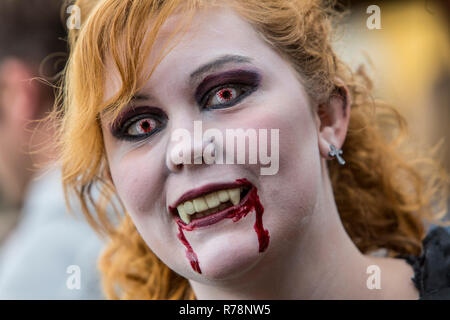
[193,197,208,212]
[228,188,240,205]
[205,192,220,208]
[218,190,230,203]
[183,201,195,215]
[177,204,186,216]
[177,205,191,224]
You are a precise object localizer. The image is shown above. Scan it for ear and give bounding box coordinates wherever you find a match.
[315,82,351,160]
[0,58,41,124]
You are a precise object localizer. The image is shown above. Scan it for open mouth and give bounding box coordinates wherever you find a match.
[169,181,253,228]
[172,178,269,273]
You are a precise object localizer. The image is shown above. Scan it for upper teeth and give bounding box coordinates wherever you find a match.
[176,188,241,224]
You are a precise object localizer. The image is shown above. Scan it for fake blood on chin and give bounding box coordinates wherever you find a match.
[175,178,270,274]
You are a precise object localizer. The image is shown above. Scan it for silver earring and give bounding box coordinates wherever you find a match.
[328,144,345,165]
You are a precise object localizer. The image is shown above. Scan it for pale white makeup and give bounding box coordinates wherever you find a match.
[100,6,418,299]
[102,5,317,279]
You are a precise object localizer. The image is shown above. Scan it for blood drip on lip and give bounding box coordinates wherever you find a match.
[175,178,270,273]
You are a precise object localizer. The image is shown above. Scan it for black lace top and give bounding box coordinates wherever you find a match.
[396,226,450,300]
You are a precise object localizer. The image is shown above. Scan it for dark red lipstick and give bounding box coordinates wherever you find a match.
[171,178,270,274]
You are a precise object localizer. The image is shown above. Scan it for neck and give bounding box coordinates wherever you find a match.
[189,162,382,299]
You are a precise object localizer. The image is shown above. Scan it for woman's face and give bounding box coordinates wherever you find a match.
[101,6,322,282]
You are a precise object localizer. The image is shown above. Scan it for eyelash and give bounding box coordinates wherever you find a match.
[112,113,166,141]
[113,83,257,140]
[201,83,256,110]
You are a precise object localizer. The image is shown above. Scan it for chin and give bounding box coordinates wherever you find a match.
[197,238,265,282]
[184,214,267,281]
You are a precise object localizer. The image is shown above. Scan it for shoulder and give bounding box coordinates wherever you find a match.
[399,226,450,300]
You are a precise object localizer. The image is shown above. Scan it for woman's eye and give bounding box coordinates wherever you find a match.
[203,85,253,109]
[127,118,160,136]
[110,106,167,141]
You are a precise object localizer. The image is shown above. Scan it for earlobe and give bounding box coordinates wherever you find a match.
[318,128,337,160]
[316,83,351,161]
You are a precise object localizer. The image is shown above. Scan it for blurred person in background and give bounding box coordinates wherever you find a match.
[0,194,18,246]
[0,0,105,299]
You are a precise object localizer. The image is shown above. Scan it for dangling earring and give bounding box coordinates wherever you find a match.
[328,144,346,165]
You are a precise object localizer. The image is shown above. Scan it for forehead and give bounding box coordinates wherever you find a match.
[103,5,271,103]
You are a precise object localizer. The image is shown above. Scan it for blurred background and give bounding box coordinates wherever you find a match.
[335,0,449,161]
[333,0,449,219]
[0,0,105,299]
[0,0,448,298]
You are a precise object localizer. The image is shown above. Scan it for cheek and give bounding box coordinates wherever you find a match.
[104,138,190,273]
[235,94,320,242]
[107,143,177,253]
[106,141,166,217]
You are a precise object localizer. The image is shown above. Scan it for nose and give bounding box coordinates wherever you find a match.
[165,121,216,173]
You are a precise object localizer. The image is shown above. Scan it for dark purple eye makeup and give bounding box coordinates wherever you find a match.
[194,69,261,109]
[110,106,168,141]
[109,68,262,141]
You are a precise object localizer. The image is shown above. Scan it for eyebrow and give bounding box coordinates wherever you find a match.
[189,54,253,86]
[130,94,151,102]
